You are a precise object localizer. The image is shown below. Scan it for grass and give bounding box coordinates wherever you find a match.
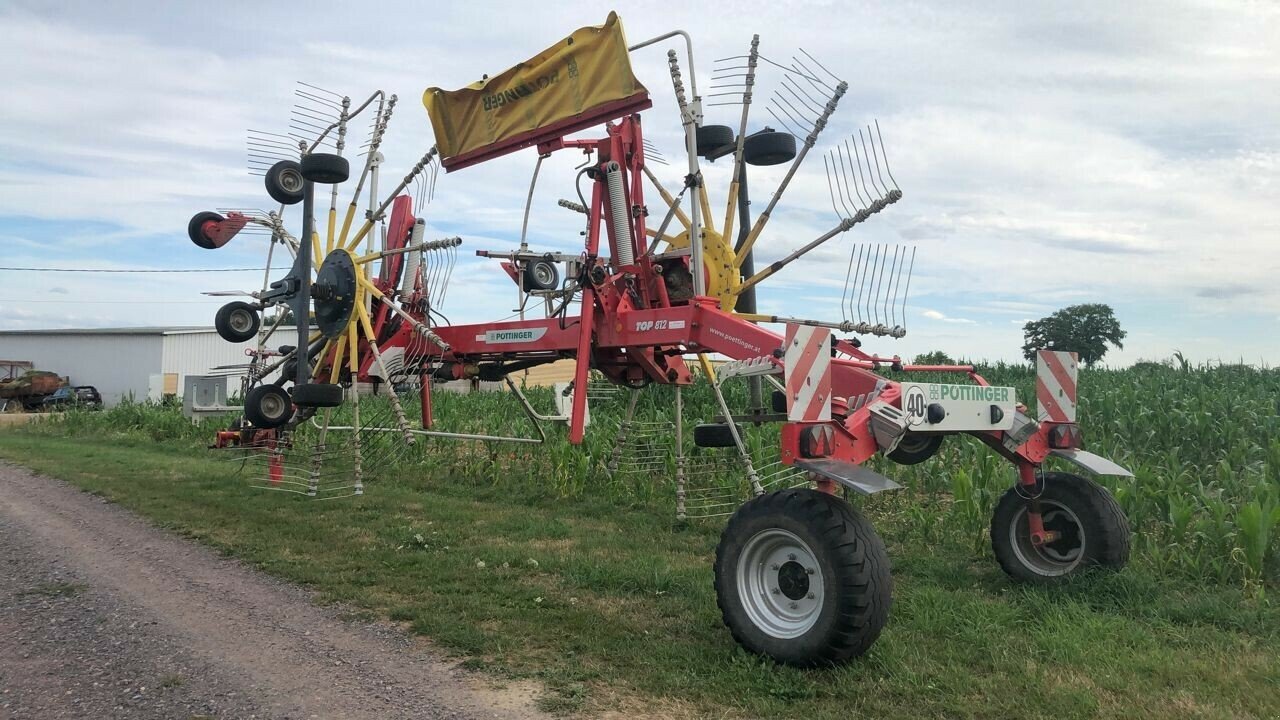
[16,581,87,598]
[2,361,1278,717]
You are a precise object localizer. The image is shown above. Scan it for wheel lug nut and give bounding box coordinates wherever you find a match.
[789,602,799,610]
[770,563,780,570]
[805,567,814,575]
[771,587,780,595]
[807,592,815,599]
[788,553,797,561]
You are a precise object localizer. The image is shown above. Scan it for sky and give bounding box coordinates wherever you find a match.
[1,0,1277,365]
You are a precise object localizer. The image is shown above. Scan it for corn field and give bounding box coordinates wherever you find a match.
[36,360,1280,589]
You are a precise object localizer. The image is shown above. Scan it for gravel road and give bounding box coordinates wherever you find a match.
[0,462,546,720]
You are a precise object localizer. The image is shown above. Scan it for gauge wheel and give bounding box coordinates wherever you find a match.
[300,152,350,184]
[886,433,944,465]
[264,160,305,205]
[291,382,344,408]
[991,472,1130,583]
[696,124,735,157]
[214,301,261,343]
[523,259,560,291]
[187,211,224,249]
[244,384,293,429]
[744,130,797,166]
[714,488,892,667]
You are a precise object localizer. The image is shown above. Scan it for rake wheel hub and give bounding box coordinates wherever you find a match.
[314,249,357,338]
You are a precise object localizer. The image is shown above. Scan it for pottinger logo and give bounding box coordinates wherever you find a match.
[478,328,548,343]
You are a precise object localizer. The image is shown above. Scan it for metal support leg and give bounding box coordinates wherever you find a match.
[674,385,686,521]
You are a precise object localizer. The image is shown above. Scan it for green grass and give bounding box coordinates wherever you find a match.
[3,360,1280,718]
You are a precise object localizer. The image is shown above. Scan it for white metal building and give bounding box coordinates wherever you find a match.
[0,327,260,406]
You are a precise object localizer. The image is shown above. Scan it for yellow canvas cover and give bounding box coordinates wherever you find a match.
[423,12,648,169]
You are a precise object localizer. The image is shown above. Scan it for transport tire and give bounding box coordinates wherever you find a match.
[523,259,560,291]
[991,472,1130,583]
[886,433,943,465]
[264,160,305,205]
[291,382,344,408]
[714,488,892,666]
[744,130,797,166]
[694,423,742,448]
[300,152,350,184]
[696,124,735,157]
[187,211,224,249]
[244,384,293,429]
[215,301,261,343]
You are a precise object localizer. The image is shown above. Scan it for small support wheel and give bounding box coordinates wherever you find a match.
[187,211,224,250]
[744,130,797,166]
[714,488,892,666]
[214,301,261,343]
[696,124,735,157]
[300,152,350,184]
[886,433,943,465]
[291,382,344,408]
[991,472,1130,583]
[522,259,560,291]
[244,384,293,429]
[264,160,305,205]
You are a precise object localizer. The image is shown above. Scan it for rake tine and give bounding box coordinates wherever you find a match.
[766,106,802,138]
[874,119,901,192]
[900,246,916,333]
[782,73,826,115]
[842,243,865,323]
[851,135,876,204]
[838,140,866,210]
[884,245,901,327]
[858,128,885,200]
[780,76,824,116]
[823,155,844,219]
[830,151,856,218]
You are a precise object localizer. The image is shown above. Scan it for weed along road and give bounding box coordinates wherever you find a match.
[0,462,546,720]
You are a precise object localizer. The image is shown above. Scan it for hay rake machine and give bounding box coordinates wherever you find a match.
[187,13,1134,666]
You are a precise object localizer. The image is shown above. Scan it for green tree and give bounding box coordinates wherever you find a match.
[1021,303,1125,367]
[912,350,955,366]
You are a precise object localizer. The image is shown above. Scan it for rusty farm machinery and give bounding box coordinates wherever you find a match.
[185,13,1134,666]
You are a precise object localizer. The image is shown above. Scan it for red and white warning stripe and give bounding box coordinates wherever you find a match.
[1036,350,1078,423]
[784,324,832,422]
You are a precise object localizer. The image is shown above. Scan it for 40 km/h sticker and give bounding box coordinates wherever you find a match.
[900,382,1017,432]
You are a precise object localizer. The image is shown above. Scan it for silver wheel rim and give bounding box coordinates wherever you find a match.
[737,528,824,639]
[1009,501,1086,576]
[229,309,255,334]
[279,168,303,193]
[260,391,287,420]
[532,263,555,286]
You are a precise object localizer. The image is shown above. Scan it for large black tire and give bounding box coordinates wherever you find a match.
[991,472,1130,583]
[522,259,560,291]
[300,152,350,184]
[244,384,293,429]
[886,433,944,465]
[291,382,344,408]
[714,489,892,667]
[744,130,797,166]
[264,160,305,205]
[214,301,260,343]
[187,211,224,249]
[696,124,735,157]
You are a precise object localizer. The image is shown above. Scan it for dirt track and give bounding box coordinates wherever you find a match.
[0,462,546,720]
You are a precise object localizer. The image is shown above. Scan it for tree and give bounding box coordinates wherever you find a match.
[913,350,955,366]
[1021,303,1125,367]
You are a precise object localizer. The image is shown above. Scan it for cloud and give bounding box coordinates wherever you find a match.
[922,309,976,324]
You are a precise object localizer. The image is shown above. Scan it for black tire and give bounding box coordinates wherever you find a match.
[694,423,742,448]
[714,489,892,667]
[771,389,787,414]
[300,152,350,184]
[291,382,344,408]
[264,160,305,205]
[991,472,1130,583]
[886,433,943,465]
[244,384,293,429]
[187,211,224,250]
[215,301,260,343]
[696,124,735,157]
[523,259,560,291]
[744,130,797,166]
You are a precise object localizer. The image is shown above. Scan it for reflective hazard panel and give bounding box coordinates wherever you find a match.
[1036,350,1078,423]
[784,324,832,422]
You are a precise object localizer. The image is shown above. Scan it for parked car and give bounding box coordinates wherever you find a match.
[42,386,103,410]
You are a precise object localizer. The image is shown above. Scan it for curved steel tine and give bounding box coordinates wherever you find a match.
[874,120,900,192]
[823,155,843,220]
[858,244,878,324]
[799,48,843,85]
[780,75,824,116]
[847,243,867,323]
[900,246,916,331]
[766,105,802,138]
[851,134,877,203]
[827,151,854,219]
[839,140,867,210]
[771,94,814,134]
[859,128,886,199]
[865,125,892,198]
[885,245,901,327]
